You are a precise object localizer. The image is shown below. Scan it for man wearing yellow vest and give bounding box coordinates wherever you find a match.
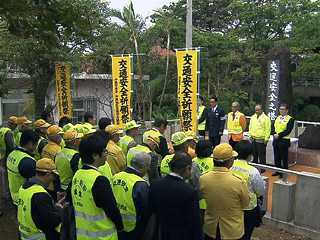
[0,116,16,203]
[7,130,39,205]
[119,120,141,156]
[249,104,271,173]
[160,132,201,191]
[127,134,160,182]
[83,111,96,133]
[71,135,123,240]
[227,102,247,149]
[272,103,294,178]
[186,130,197,159]
[41,125,62,160]
[105,125,126,175]
[33,119,50,161]
[198,96,207,137]
[55,129,83,191]
[14,116,32,146]
[18,158,67,240]
[230,140,265,240]
[112,152,151,240]
[143,118,170,159]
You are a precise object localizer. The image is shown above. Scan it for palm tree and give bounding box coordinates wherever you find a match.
[111,1,146,119]
[152,9,174,109]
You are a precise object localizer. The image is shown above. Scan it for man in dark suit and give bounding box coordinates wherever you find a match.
[147,152,203,240]
[272,103,294,178]
[205,96,226,148]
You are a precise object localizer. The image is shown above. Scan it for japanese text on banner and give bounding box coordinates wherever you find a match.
[266,60,280,120]
[112,56,131,129]
[176,50,198,133]
[55,63,72,119]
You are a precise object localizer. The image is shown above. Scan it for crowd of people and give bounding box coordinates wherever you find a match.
[0,98,294,240]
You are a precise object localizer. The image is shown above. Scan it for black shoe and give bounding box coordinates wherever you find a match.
[279,173,283,178]
[260,169,266,173]
[272,172,280,176]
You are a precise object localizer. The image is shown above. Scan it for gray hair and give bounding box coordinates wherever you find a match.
[48,134,61,143]
[232,102,240,108]
[131,152,151,169]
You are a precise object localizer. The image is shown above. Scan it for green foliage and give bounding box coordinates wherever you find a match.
[297,104,320,121]
[1,0,320,122]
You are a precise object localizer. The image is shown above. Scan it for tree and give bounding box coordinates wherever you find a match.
[0,0,111,117]
[151,9,174,109]
[111,1,147,119]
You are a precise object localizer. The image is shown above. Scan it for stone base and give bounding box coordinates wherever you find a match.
[263,213,320,240]
[289,148,320,168]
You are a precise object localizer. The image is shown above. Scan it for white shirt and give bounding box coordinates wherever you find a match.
[232,159,266,197]
[212,106,218,112]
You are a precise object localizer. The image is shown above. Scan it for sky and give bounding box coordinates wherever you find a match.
[108,0,179,24]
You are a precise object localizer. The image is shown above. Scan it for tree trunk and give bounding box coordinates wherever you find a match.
[133,34,145,120]
[32,65,54,119]
[159,33,170,109]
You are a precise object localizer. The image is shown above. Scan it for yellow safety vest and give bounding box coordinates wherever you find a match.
[198,105,206,131]
[193,157,214,209]
[55,147,78,190]
[33,137,47,161]
[230,160,257,210]
[0,127,10,159]
[98,162,114,182]
[160,154,174,177]
[127,145,151,183]
[7,150,36,205]
[18,185,49,240]
[249,113,271,141]
[274,115,292,140]
[227,112,244,134]
[119,135,135,156]
[72,169,117,240]
[112,172,145,232]
[14,131,22,147]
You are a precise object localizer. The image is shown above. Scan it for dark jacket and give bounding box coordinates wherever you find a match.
[22,177,62,240]
[205,106,226,137]
[147,174,203,240]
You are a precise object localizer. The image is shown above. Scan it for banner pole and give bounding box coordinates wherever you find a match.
[130,54,133,122]
[197,48,201,138]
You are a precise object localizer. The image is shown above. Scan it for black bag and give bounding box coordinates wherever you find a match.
[255,198,266,227]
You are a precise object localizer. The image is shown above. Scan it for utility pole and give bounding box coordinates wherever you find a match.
[186,0,192,48]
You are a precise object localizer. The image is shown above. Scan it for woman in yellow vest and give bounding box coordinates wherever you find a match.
[230,140,266,240]
[192,140,214,224]
[272,103,294,178]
